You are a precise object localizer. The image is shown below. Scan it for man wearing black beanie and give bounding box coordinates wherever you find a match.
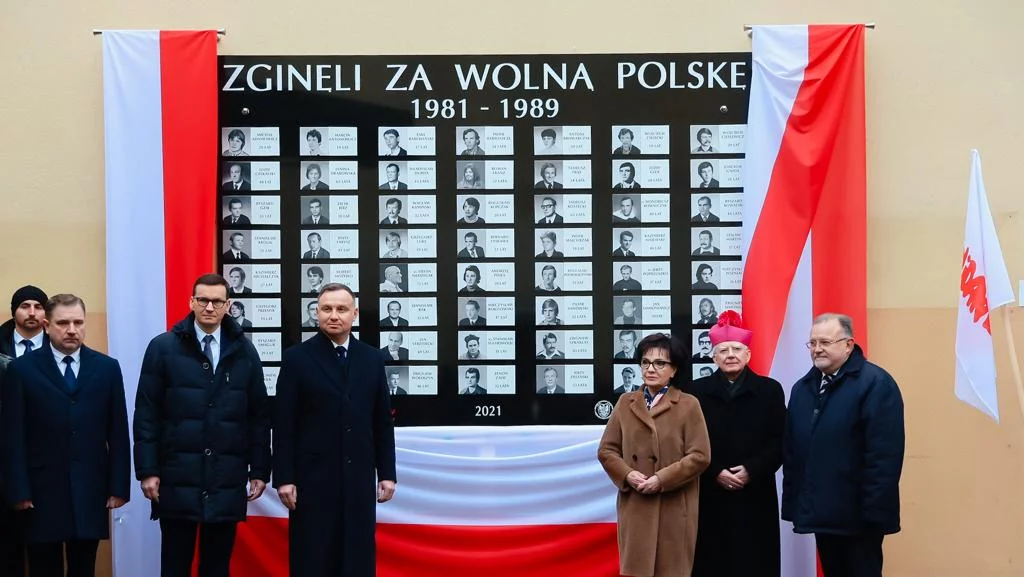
[0,285,50,358]
[0,285,45,577]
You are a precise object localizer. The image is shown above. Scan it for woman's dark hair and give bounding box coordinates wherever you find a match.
[635,333,691,388]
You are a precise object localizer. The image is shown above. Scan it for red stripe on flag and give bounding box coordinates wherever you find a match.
[230,518,622,577]
[159,30,218,328]
[807,25,868,352]
[743,25,867,373]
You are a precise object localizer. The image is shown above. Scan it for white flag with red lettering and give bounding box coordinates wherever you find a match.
[955,150,1015,422]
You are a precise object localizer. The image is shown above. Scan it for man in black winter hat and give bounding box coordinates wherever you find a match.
[0,285,49,359]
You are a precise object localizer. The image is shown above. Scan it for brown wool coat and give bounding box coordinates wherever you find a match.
[598,387,711,577]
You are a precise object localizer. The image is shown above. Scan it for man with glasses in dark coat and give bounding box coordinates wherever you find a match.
[134,273,271,577]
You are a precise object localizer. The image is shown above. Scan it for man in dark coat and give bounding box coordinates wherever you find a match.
[0,285,48,576]
[134,274,271,577]
[683,311,785,577]
[273,283,397,577]
[782,313,905,577]
[1,293,131,577]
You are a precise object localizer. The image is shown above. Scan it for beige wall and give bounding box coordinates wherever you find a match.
[3,1,1023,575]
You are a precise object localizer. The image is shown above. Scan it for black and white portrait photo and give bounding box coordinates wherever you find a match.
[612,264,642,292]
[301,231,331,260]
[459,298,487,327]
[692,330,713,362]
[458,264,486,295]
[459,366,487,395]
[535,196,564,225]
[612,161,642,189]
[299,162,330,190]
[614,329,639,360]
[457,196,486,225]
[460,127,486,156]
[535,230,564,260]
[222,197,251,226]
[221,162,251,191]
[692,159,720,189]
[384,368,409,395]
[613,366,641,394]
[691,228,721,256]
[536,332,565,360]
[379,264,406,293]
[691,195,720,223]
[302,127,325,156]
[533,161,563,189]
[296,299,317,329]
[302,264,329,294]
[456,161,486,190]
[612,127,642,156]
[534,127,562,155]
[534,263,562,293]
[379,196,409,226]
[537,298,562,326]
[300,196,330,226]
[458,231,486,259]
[380,128,408,157]
[225,266,252,296]
[536,366,565,394]
[380,231,408,259]
[459,333,485,360]
[691,126,718,154]
[379,162,408,191]
[611,195,641,223]
[380,299,409,328]
[692,262,719,291]
[222,231,250,262]
[613,296,643,325]
[694,296,720,327]
[380,332,410,361]
[222,128,250,157]
[612,229,638,258]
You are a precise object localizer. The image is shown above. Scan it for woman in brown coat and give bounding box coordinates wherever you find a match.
[599,333,711,577]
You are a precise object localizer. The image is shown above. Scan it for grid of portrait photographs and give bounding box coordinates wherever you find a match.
[220,126,286,394]
[217,51,753,425]
[687,123,747,379]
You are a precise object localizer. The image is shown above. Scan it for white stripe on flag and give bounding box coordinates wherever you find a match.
[249,426,618,525]
[102,30,167,577]
[745,25,817,577]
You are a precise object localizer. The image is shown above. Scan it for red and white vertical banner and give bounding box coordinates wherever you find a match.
[955,150,1015,422]
[743,24,868,577]
[102,30,218,577]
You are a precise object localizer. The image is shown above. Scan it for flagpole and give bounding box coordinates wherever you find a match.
[1002,307,1024,423]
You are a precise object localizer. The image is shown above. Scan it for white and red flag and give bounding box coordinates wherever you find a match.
[743,24,869,577]
[102,30,219,577]
[954,150,1015,422]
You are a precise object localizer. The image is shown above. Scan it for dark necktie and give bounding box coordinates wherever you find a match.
[336,345,348,370]
[231,217,237,224]
[819,373,833,396]
[20,339,33,355]
[235,183,241,190]
[546,183,552,190]
[63,356,77,393]
[202,334,215,366]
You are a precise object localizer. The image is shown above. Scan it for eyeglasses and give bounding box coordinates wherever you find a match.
[194,297,228,309]
[640,359,674,371]
[805,337,851,350]
[541,203,555,208]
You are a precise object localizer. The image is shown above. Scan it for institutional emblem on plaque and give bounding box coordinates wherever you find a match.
[594,400,614,420]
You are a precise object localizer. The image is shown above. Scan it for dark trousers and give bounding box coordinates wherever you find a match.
[816,533,884,577]
[25,540,98,577]
[0,509,25,577]
[159,519,237,577]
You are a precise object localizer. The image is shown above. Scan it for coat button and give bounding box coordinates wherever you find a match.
[208,401,215,407]
[345,427,351,432]
[631,454,638,461]
[204,448,212,456]
[201,491,209,499]
[650,456,657,462]
[347,459,352,464]
[202,362,210,370]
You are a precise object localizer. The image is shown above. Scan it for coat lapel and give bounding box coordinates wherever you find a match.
[628,392,656,432]
[73,346,99,397]
[31,347,72,396]
[308,333,346,391]
[648,387,681,420]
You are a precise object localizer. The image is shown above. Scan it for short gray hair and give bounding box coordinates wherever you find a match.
[813,313,854,338]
